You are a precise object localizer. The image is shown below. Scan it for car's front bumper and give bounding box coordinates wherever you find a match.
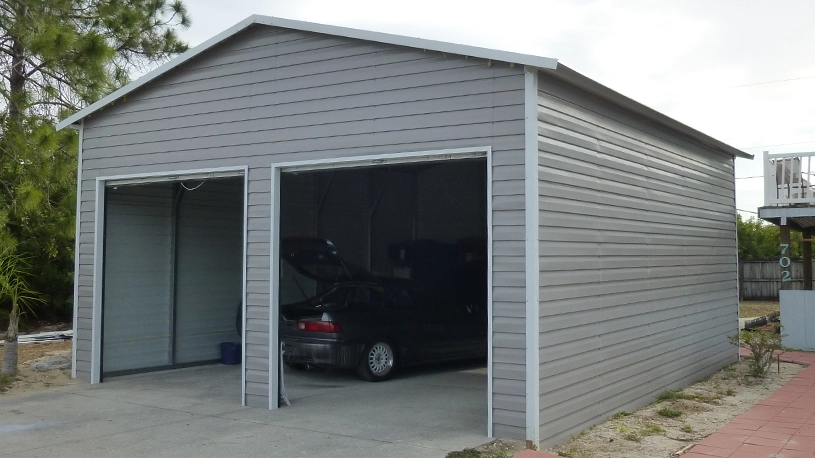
[281,337,364,369]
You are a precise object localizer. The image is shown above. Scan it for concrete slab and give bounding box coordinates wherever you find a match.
[0,361,488,458]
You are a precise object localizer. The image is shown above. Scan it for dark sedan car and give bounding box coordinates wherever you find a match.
[280,237,486,381]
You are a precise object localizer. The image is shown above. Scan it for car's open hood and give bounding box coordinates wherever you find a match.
[280,237,377,284]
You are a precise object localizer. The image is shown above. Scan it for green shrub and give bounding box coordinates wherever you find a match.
[729,327,785,377]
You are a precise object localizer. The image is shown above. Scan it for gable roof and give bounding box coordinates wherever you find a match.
[56,15,557,131]
[56,15,751,160]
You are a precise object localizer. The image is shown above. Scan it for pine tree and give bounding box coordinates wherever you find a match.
[0,0,191,376]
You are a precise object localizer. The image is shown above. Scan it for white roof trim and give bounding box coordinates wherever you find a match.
[56,14,558,130]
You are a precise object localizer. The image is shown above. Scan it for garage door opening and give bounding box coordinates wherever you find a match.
[101,176,245,390]
[275,156,489,437]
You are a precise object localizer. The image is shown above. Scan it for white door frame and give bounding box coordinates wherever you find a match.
[269,146,495,436]
[89,166,249,405]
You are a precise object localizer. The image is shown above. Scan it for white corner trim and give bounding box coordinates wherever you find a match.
[91,178,105,384]
[732,157,741,354]
[240,166,249,407]
[56,15,557,131]
[524,66,541,445]
[71,121,83,379]
[269,166,281,410]
[486,147,495,438]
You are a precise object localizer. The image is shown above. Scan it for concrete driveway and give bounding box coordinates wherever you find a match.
[0,361,488,457]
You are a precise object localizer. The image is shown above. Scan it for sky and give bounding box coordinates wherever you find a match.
[174,0,815,219]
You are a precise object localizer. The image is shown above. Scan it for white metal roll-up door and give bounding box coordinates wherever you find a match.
[174,179,243,363]
[102,184,174,374]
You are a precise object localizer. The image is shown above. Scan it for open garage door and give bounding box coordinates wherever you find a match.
[102,177,244,377]
[275,156,489,417]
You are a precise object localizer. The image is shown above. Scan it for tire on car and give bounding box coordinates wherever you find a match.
[357,339,396,381]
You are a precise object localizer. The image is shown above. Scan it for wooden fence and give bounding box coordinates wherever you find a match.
[739,259,815,300]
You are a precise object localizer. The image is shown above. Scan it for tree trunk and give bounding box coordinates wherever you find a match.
[1,311,19,376]
[8,36,25,121]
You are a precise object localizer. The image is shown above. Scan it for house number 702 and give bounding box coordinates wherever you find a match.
[780,243,792,282]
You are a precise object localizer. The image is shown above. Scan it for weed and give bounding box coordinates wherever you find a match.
[656,390,685,401]
[447,444,511,458]
[0,374,13,392]
[622,431,641,442]
[482,447,511,458]
[725,388,736,396]
[446,449,481,458]
[611,411,631,420]
[614,423,640,442]
[640,422,665,435]
[569,428,588,441]
[656,389,720,404]
[656,407,682,418]
[681,423,693,432]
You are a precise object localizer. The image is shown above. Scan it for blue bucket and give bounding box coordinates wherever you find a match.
[220,342,241,365]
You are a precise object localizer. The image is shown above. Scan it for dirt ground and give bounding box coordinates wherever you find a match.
[542,358,803,458]
[0,340,77,396]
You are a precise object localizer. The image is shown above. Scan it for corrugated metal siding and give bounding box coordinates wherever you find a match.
[174,179,243,363]
[536,74,738,445]
[102,185,174,373]
[75,24,528,434]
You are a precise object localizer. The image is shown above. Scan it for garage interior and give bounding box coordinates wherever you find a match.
[101,176,244,380]
[277,157,489,429]
[97,157,491,436]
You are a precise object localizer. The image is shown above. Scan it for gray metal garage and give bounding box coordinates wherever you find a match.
[57,15,750,447]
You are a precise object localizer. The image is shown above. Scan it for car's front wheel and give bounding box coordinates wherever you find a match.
[357,340,396,381]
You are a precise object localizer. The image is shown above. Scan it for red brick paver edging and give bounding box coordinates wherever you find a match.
[514,350,815,458]
[672,349,815,458]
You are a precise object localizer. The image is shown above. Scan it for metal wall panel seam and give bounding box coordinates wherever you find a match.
[523,66,541,446]
[71,121,83,379]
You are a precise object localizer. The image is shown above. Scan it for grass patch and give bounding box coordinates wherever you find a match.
[656,390,686,401]
[681,423,693,432]
[739,301,780,318]
[0,374,13,392]
[615,421,665,442]
[656,389,721,404]
[656,407,683,418]
[611,411,632,419]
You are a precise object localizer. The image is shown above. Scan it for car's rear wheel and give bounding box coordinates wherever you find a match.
[357,340,396,381]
